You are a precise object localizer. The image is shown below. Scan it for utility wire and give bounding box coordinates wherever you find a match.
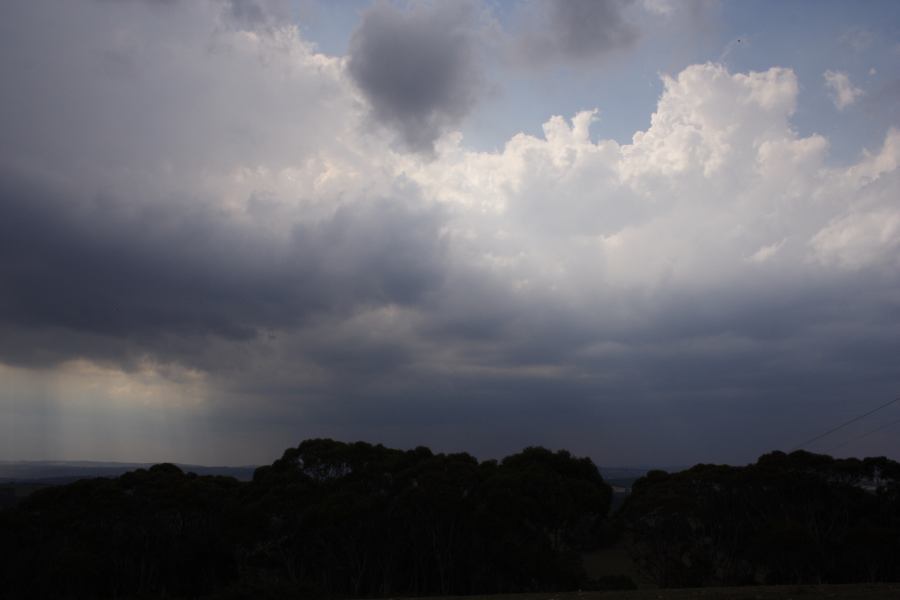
[824,414,900,455]
[789,396,900,452]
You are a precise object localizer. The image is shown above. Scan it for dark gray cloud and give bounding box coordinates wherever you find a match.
[347,1,486,154]
[1,0,899,468]
[514,0,639,65]
[0,165,446,371]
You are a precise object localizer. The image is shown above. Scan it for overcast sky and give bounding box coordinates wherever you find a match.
[2,0,899,467]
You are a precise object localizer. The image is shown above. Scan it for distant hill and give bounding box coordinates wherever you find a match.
[0,461,665,510]
[2,461,673,486]
[0,460,257,483]
[597,466,686,490]
[597,466,686,479]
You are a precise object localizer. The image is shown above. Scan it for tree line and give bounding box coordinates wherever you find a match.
[1,440,898,599]
[0,439,611,599]
[618,450,900,587]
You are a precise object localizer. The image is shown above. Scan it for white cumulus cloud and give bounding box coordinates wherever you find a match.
[824,69,864,110]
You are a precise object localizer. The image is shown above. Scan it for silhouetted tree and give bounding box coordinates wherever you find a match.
[619,451,900,587]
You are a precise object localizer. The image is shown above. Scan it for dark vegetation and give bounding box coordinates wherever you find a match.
[619,451,900,588]
[0,441,898,599]
[0,440,610,599]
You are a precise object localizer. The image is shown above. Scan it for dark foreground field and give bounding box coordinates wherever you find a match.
[406,585,900,600]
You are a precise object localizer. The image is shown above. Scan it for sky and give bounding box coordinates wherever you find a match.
[1,0,899,467]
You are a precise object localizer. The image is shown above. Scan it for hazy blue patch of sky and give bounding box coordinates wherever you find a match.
[719,0,900,164]
[294,0,899,162]
[291,0,369,56]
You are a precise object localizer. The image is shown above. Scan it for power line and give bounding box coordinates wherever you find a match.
[824,414,900,455]
[789,396,900,452]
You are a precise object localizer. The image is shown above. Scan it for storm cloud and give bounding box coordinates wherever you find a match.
[1,1,899,466]
[347,1,488,154]
[0,167,446,368]
[512,0,639,65]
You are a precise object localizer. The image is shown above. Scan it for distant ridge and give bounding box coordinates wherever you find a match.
[1,461,678,486]
[0,460,257,483]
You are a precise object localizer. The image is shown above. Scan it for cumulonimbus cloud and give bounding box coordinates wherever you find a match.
[1,1,899,464]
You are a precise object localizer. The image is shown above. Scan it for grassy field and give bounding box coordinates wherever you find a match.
[398,584,900,600]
